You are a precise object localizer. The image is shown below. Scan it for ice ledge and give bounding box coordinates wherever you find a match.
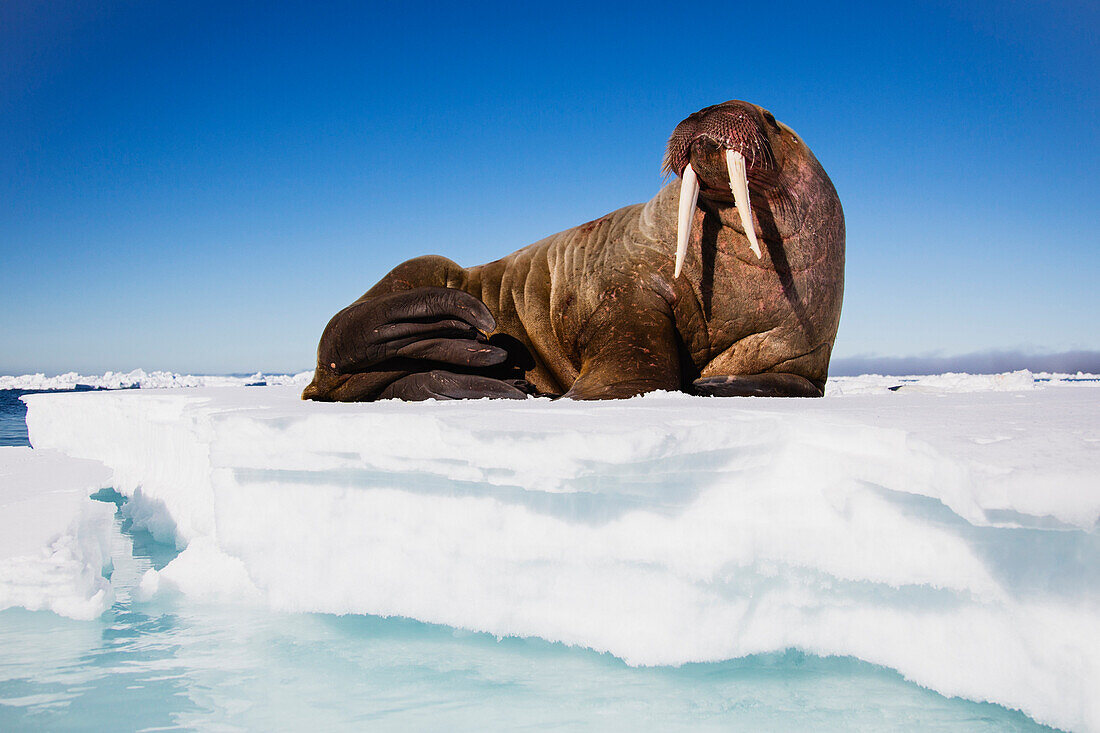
[0,447,115,619]
[22,383,1100,732]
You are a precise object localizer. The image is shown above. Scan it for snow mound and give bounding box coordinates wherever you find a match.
[22,380,1100,732]
[0,447,115,619]
[0,369,313,391]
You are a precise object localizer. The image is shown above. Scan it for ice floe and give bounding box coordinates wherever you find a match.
[19,376,1100,731]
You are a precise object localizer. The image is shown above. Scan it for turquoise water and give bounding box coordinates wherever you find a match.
[0,391,1058,730]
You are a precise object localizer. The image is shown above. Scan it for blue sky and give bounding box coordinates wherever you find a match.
[1,1,1097,374]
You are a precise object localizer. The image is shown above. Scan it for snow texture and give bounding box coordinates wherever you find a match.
[0,447,115,619]
[21,375,1100,732]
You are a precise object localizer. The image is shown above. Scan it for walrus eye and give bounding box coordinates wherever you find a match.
[725,149,762,258]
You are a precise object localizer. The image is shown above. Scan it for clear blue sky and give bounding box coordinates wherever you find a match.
[1,1,1097,374]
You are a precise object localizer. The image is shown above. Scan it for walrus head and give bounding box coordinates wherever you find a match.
[663,100,818,277]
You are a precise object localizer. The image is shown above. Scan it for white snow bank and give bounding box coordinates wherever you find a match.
[23,380,1100,732]
[0,369,313,391]
[0,447,115,619]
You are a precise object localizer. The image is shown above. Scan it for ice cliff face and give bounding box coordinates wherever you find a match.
[19,378,1100,732]
[0,447,114,619]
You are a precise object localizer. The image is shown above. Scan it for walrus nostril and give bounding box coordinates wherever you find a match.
[692,136,723,154]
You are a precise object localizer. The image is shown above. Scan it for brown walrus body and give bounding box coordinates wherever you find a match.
[304,100,844,401]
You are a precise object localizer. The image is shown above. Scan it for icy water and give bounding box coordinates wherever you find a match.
[0,390,35,447]
[0,390,1058,730]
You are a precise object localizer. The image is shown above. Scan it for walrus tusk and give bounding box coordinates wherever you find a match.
[675,163,700,278]
[725,149,762,258]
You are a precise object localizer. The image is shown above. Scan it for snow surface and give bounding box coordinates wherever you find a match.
[21,375,1100,732]
[0,369,313,391]
[0,447,115,619]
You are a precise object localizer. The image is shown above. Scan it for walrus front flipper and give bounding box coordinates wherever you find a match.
[692,373,823,398]
[304,287,528,402]
[319,287,506,374]
[562,293,681,400]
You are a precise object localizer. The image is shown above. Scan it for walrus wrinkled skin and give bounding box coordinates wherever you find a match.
[303,100,844,401]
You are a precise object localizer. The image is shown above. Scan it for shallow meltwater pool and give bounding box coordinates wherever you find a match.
[0,503,1053,731]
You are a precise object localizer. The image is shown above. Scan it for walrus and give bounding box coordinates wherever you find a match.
[303,100,844,401]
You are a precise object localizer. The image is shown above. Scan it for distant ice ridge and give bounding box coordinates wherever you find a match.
[0,369,314,391]
[22,379,1100,732]
[0,447,115,619]
[826,368,1097,394]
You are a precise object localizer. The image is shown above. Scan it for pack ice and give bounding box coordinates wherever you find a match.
[21,373,1100,732]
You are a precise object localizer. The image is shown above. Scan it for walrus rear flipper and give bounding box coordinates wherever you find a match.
[562,293,682,400]
[303,287,533,402]
[692,373,823,398]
